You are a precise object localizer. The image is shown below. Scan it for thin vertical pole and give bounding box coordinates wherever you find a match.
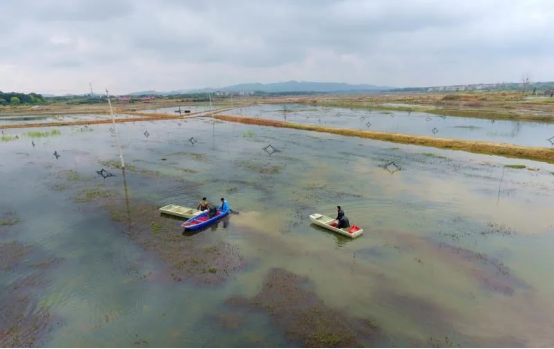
[208,93,214,121]
[106,89,125,169]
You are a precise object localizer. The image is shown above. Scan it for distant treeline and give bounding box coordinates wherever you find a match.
[0,91,46,105]
[47,95,106,105]
[390,81,554,93]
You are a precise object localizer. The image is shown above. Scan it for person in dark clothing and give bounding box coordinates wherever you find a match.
[207,206,218,218]
[197,197,210,211]
[335,205,350,229]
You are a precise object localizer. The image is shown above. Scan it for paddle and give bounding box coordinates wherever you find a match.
[230,209,240,215]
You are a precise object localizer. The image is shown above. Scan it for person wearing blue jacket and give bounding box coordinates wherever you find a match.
[220,198,230,212]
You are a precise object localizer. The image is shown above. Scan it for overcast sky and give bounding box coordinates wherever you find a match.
[1,0,553,94]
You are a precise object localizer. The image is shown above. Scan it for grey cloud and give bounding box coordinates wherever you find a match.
[1,0,553,94]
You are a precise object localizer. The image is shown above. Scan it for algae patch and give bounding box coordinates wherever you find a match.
[73,187,113,203]
[237,160,282,174]
[0,212,19,226]
[227,268,379,347]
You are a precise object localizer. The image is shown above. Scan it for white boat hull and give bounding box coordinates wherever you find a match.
[159,204,202,219]
[309,213,363,238]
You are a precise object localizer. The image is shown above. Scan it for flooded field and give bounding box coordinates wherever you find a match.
[1,116,554,347]
[141,105,217,115]
[231,104,554,148]
[0,114,141,127]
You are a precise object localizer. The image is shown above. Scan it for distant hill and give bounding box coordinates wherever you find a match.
[128,81,391,96]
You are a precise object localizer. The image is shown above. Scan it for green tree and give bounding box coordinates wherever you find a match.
[0,98,7,106]
[10,96,21,105]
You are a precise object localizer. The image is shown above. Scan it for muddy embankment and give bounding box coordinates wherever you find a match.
[215,115,554,164]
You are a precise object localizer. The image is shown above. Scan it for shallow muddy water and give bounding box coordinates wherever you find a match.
[0,113,141,126]
[1,116,554,347]
[230,104,554,148]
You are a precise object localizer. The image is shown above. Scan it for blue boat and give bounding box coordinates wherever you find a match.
[181,209,230,230]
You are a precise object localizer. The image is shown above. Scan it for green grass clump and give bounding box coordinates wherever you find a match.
[203,246,219,254]
[1,134,17,142]
[0,217,19,226]
[151,223,163,234]
[208,267,217,274]
[26,129,61,138]
[242,130,256,138]
[64,170,81,182]
[504,164,526,169]
[73,188,112,203]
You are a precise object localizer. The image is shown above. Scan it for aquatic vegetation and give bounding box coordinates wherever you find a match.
[107,202,245,285]
[73,187,112,203]
[0,241,61,347]
[26,129,61,138]
[504,164,526,169]
[52,184,67,191]
[227,268,379,347]
[58,169,82,182]
[454,125,481,130]
[179,168,198,174]
[100,159,136,171]
[99,160,166,178]
[237,160,282,174]
[74,126,93,133]
[481,222,516,236]
[427,336,460,347]
[0,241,31,270]
[1,134,17,142]
[422,153,447,159]
[168,151,209,162]
[0,276,55,347]
[150,222,163,234]
[242,130,256,138]
[0,212,19,226]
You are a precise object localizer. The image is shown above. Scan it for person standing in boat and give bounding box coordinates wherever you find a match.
[335,205,350,229]
[220,198,230,212]
[197,197,210,211]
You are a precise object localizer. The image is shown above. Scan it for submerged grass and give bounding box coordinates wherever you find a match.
[237,160,282,174]
[1,134,17,142]
[73,187,113,203]
[168,151,209,162]
[504,164,526,169]
[0,212,19,226]
[453,125,481,130]
[422,153,447,159]
[227,268,379,347]
[26,129,61,138]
